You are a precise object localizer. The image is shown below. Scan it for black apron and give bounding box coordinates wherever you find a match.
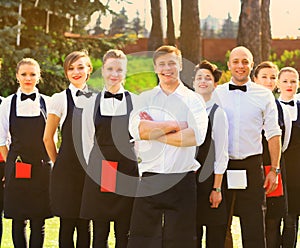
[50,89,86,218]
[80,91,138,219]
[4,94,51,220]
[196,104,227,226]
[262,99,287,218]
[283,100,300,214]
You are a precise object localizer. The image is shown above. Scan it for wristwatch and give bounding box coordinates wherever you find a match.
[212,187,221,192]
[270,167,281,175]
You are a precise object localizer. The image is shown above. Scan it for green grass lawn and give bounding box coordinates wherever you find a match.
[3,217,299,247]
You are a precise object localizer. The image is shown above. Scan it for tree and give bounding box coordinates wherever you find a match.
[166,0,176,46]
[179,0,201,88]
[237,0,261,65]
[148,0,163,51]
[180,0,201,64]
[0,0,131,96]
[261,0,271,61]
[221,13,238,38]
[237,0,272,65]
[109,7,129,36]
[131,10,144,37]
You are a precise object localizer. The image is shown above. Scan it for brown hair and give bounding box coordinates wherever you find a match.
[194,60,222,82]
[253,61,279,78]
[16,58,40,76]
[103,49,127,65]
[153,45,182,67]
[63,50,93,79]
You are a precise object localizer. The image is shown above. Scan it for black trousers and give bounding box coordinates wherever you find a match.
[197,224,226,248]
[225,155,266,248]
[282,213,299,248]
[93,216,130,248]
[128,172,197,248]
[12,219,45,248]
[59,217,91,248]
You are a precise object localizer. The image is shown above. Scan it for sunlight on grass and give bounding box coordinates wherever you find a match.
[1,216,300,247]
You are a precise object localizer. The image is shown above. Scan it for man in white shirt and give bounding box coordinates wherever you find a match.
[214,46,281,247]
[127,45,208,248]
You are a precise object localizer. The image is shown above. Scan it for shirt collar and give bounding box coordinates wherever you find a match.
[206,98,215,109]
[69,83,88,93]
[102,85,125,94]
[229,79,252,86]
[155,82,187,97]
[17,87,39,96]
[278,97,296,103]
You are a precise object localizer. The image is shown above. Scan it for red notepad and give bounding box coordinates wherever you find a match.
[0,153,4,162]
[15,162,32,179]
[264,165,283,197]
[101,160,118,192]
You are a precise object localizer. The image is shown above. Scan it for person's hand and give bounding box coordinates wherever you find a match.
[139,111,153,120]
[264,171,278,194]
[209,190,222,208]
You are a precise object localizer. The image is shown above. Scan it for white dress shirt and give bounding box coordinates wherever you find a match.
[214,80,282,160]
[48,84,89,127]
[277,97,297,152]
[129,83,208,174]
[0,87,51,146]
[206,99,229,174]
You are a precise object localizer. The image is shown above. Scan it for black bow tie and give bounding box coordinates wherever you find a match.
[76,90,92,98]
[229,84,247,92]
[21,93,36,101]
[104,91,123,101]
[281,100,294,106]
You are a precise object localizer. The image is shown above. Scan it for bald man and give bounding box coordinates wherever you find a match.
[214,46,281,247]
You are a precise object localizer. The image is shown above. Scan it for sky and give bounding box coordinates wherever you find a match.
[90,0,300,39]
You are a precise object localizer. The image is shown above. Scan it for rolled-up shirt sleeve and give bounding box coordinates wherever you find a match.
[212,107,229,174]
[264,92,282,140]
[129,93,146,141]
[187,93,208,146]
[0,96,12,146]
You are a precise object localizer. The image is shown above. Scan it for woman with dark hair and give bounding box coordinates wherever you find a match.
[193,60,229,247]
[43,50,93,248]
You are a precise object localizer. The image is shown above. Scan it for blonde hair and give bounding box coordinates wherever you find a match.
[278,67,299,81]
[103,49,127,65]
[16,58,40,77]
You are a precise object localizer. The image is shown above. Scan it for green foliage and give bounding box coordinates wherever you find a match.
[269,49,300,69]
[0,0,137,97]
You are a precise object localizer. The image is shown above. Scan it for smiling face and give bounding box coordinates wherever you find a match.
[66,57,92,89]
[193,68,217,101]
[102,57,127,92]
[254,67,278,91]
[154,52,182,89]
[277,69,299,101]
[227,47,254,85]
[16,60,40,94]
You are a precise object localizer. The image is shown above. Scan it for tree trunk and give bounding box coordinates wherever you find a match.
[237,0,261,65]
[148,0,163,51]
[261,0,271,61]
[166,0,176,46]
[179,0,201,88]
[180,0,201,64]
